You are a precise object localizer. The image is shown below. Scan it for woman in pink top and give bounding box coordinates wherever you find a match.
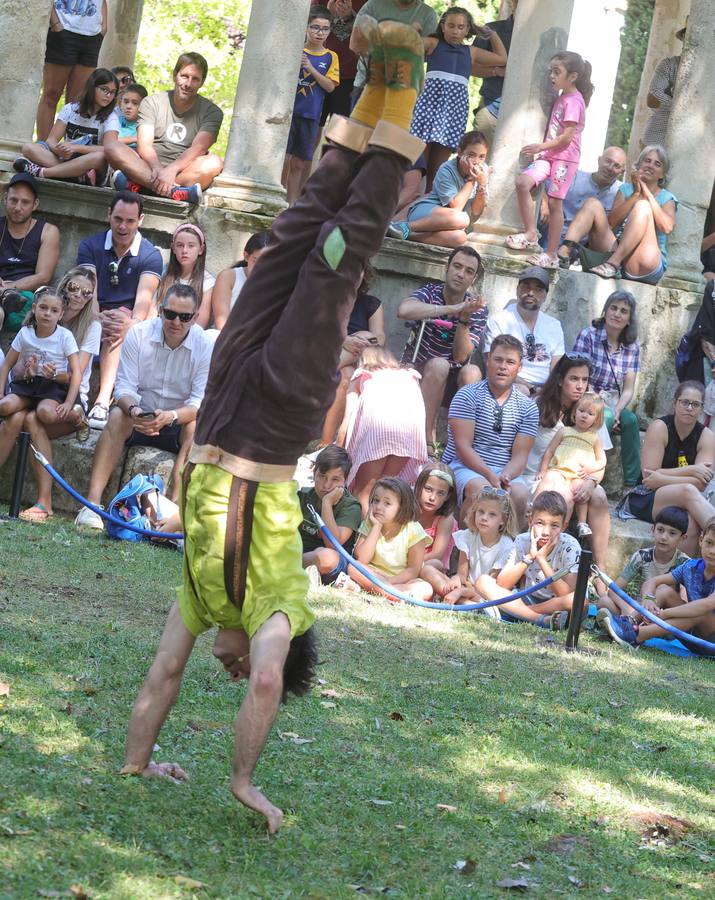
[337,346,428,513]
[506,51,594,269]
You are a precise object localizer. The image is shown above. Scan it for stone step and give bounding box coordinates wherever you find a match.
[603,503,652,582]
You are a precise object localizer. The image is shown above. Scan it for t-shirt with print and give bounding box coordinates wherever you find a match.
[454,529,514,583]
[411,283,487,370]
[357,519,428,577]
[54,0,103,35]
[483,304,565,386]
[11,324,79,375]
[57,102,120,145]
[354,0,438,89]
[506,532,581,602]
[442,380,539,471]
[542,90,585,164]
[298,486,363,553]
[619,546,690,597]
[617,183,677,269]
[669,558,715,603]
[75,319,102,406]
[293,48,340,121]
[138,91,223,166]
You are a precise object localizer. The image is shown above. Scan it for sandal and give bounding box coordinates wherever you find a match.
[73,404,90,443]
[526,251,559,269]
[87,403,109,430]
[549,610,569,631]
[589,261,620,280]
[19,503,53,523]
[333,572,361,593]
[505,232,542,252]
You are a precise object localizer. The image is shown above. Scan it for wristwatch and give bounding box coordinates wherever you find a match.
[169,410,179,426]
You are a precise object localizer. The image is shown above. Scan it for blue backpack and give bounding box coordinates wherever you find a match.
[106,473,166,542]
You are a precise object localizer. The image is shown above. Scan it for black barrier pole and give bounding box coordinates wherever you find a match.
[7,431,30,519]
[565,548,592,651]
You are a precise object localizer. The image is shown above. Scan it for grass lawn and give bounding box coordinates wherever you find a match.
[1,518,714,899]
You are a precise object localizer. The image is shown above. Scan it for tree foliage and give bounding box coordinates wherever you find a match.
[606,0,654,150]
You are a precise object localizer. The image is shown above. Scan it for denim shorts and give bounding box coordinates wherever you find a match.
[322,553,349,584]
[622,256,666,285]
[449,458,525,502]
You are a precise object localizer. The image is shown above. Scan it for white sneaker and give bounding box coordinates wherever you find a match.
[75,506,104,531]
[305,565,322,589]
[576,522,592,537]
[87,403,109,430]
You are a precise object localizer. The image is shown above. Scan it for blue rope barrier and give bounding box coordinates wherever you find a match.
[308,505,569,612]
[594,565,715,654]
[30,445,184,541]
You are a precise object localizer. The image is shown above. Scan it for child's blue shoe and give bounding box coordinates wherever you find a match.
[600,609,639,648]
[387,221,410,240]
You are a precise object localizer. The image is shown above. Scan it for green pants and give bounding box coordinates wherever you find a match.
[604,407,641,486]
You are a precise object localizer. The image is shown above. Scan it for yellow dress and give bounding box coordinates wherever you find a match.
[549,427,598,481]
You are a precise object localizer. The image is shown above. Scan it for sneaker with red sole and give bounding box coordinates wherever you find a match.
[111,170,141,193]
[170,183,202,204]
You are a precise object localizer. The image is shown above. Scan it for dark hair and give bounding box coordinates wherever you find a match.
[447,244,482,274]
[163,282,199,311]
[358,260,376,295]
[458,130,489,153]
[654,505,689,535]
[674,380,705,402]
[235,231,271,268]
[110,190,144,214]
[369,477,420,528]
[531,490,567,523]
[490,333,524,359]
[173,52,208,82]
[550,51,594,106]
[435,5,476,40]
[77,68,120,122]
[703,517,715,539]
[122,82,148,100]
[314,444,351,477]
[308,5,332,24]
[537,353,592,429]
[282,626,318,701]
[593,290,638,346]
[111,65,135,79]
[25,286,65,329]
[413,462,458,517]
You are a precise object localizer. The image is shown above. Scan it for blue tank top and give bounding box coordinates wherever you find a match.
[427,40,472,80]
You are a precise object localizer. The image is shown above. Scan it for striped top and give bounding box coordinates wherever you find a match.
[443,380,539,470]
[412,283,487,370]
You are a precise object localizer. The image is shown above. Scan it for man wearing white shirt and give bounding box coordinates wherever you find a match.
[482,265,564,397]
[75,283,212,528]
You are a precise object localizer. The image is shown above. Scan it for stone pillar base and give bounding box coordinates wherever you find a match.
[0,138,22,171]
[205,174,288,217]
[659,269,706,293]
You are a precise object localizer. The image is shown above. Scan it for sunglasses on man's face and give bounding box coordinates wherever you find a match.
[524,332,536,361]
[162,307,194,323]
[493,404,504,433]
[108,261,120,286]
[118,74,133,84]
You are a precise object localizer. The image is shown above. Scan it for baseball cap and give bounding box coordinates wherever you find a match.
[7,172,39,196]
[518,265,550,289]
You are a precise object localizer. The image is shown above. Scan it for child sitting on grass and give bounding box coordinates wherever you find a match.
[599,516,715,656]
[340,477,432,601]
[415,462,459,595]
[596,505,689,619]
[299,445,363,586]
[476,490,580,630]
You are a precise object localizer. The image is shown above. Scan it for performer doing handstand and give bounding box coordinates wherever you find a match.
[119,17,426,833]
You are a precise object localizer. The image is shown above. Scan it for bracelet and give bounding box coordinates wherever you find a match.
[521,554,534,566]
[128,404,139,418]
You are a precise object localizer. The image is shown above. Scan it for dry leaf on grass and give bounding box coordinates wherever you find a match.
[436,804,457,813]
[388,711,405,721]
[0,682,10,697]
[496,876,530,890]
[498,789,508,804]
[172,875,207,889]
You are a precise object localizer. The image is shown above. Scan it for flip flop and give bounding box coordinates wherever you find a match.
[505,232,541,252]
[590,262,620,280]
[526,251,559,269]
[19,503,53,523]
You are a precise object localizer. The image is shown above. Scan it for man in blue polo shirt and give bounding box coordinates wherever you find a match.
[77,191,163,428]
[443,333,539,526]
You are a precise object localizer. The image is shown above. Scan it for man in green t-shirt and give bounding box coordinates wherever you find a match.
[107,52,224,204]
[299,445,363,583]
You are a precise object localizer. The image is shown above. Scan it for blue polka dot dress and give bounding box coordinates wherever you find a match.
[411,40,471,149]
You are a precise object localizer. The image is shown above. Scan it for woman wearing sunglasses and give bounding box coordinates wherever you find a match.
[14,268,100,522]
[523,352,612,598]
[620,380,715,556]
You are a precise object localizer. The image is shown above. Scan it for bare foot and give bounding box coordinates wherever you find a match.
[120,760,188,783]
[232,781,284,834]
[442,588,460,605]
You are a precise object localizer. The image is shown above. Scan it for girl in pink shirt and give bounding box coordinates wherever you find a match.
[506,51,593,269]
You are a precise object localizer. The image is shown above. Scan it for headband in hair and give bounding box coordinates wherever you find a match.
[428,468,454,487]
[172,222,205,251]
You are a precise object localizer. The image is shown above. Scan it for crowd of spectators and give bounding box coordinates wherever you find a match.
[1,2,714,652]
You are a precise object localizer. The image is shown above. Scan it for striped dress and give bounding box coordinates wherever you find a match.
[345,367,428,487]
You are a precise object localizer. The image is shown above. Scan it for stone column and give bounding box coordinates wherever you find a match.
[0,0,50,171]
[98,0,145,72]
[470,0,573,252]
[627,0,691,165]
[207,0,311,216]
[660,0,715,291]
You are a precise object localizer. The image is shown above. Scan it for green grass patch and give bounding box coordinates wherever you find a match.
[1,519,714,898]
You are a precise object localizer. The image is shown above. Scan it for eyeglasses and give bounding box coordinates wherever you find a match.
[98,85,118,97]
[479,485,508,499]
[162,307,194,323]
[524,332,536,361]
[118,75,133,84]
[677,398,703,410]
[493,404,504,433]
[108,260,120,287]
[66,281,93,299]
[308,24,331,33]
